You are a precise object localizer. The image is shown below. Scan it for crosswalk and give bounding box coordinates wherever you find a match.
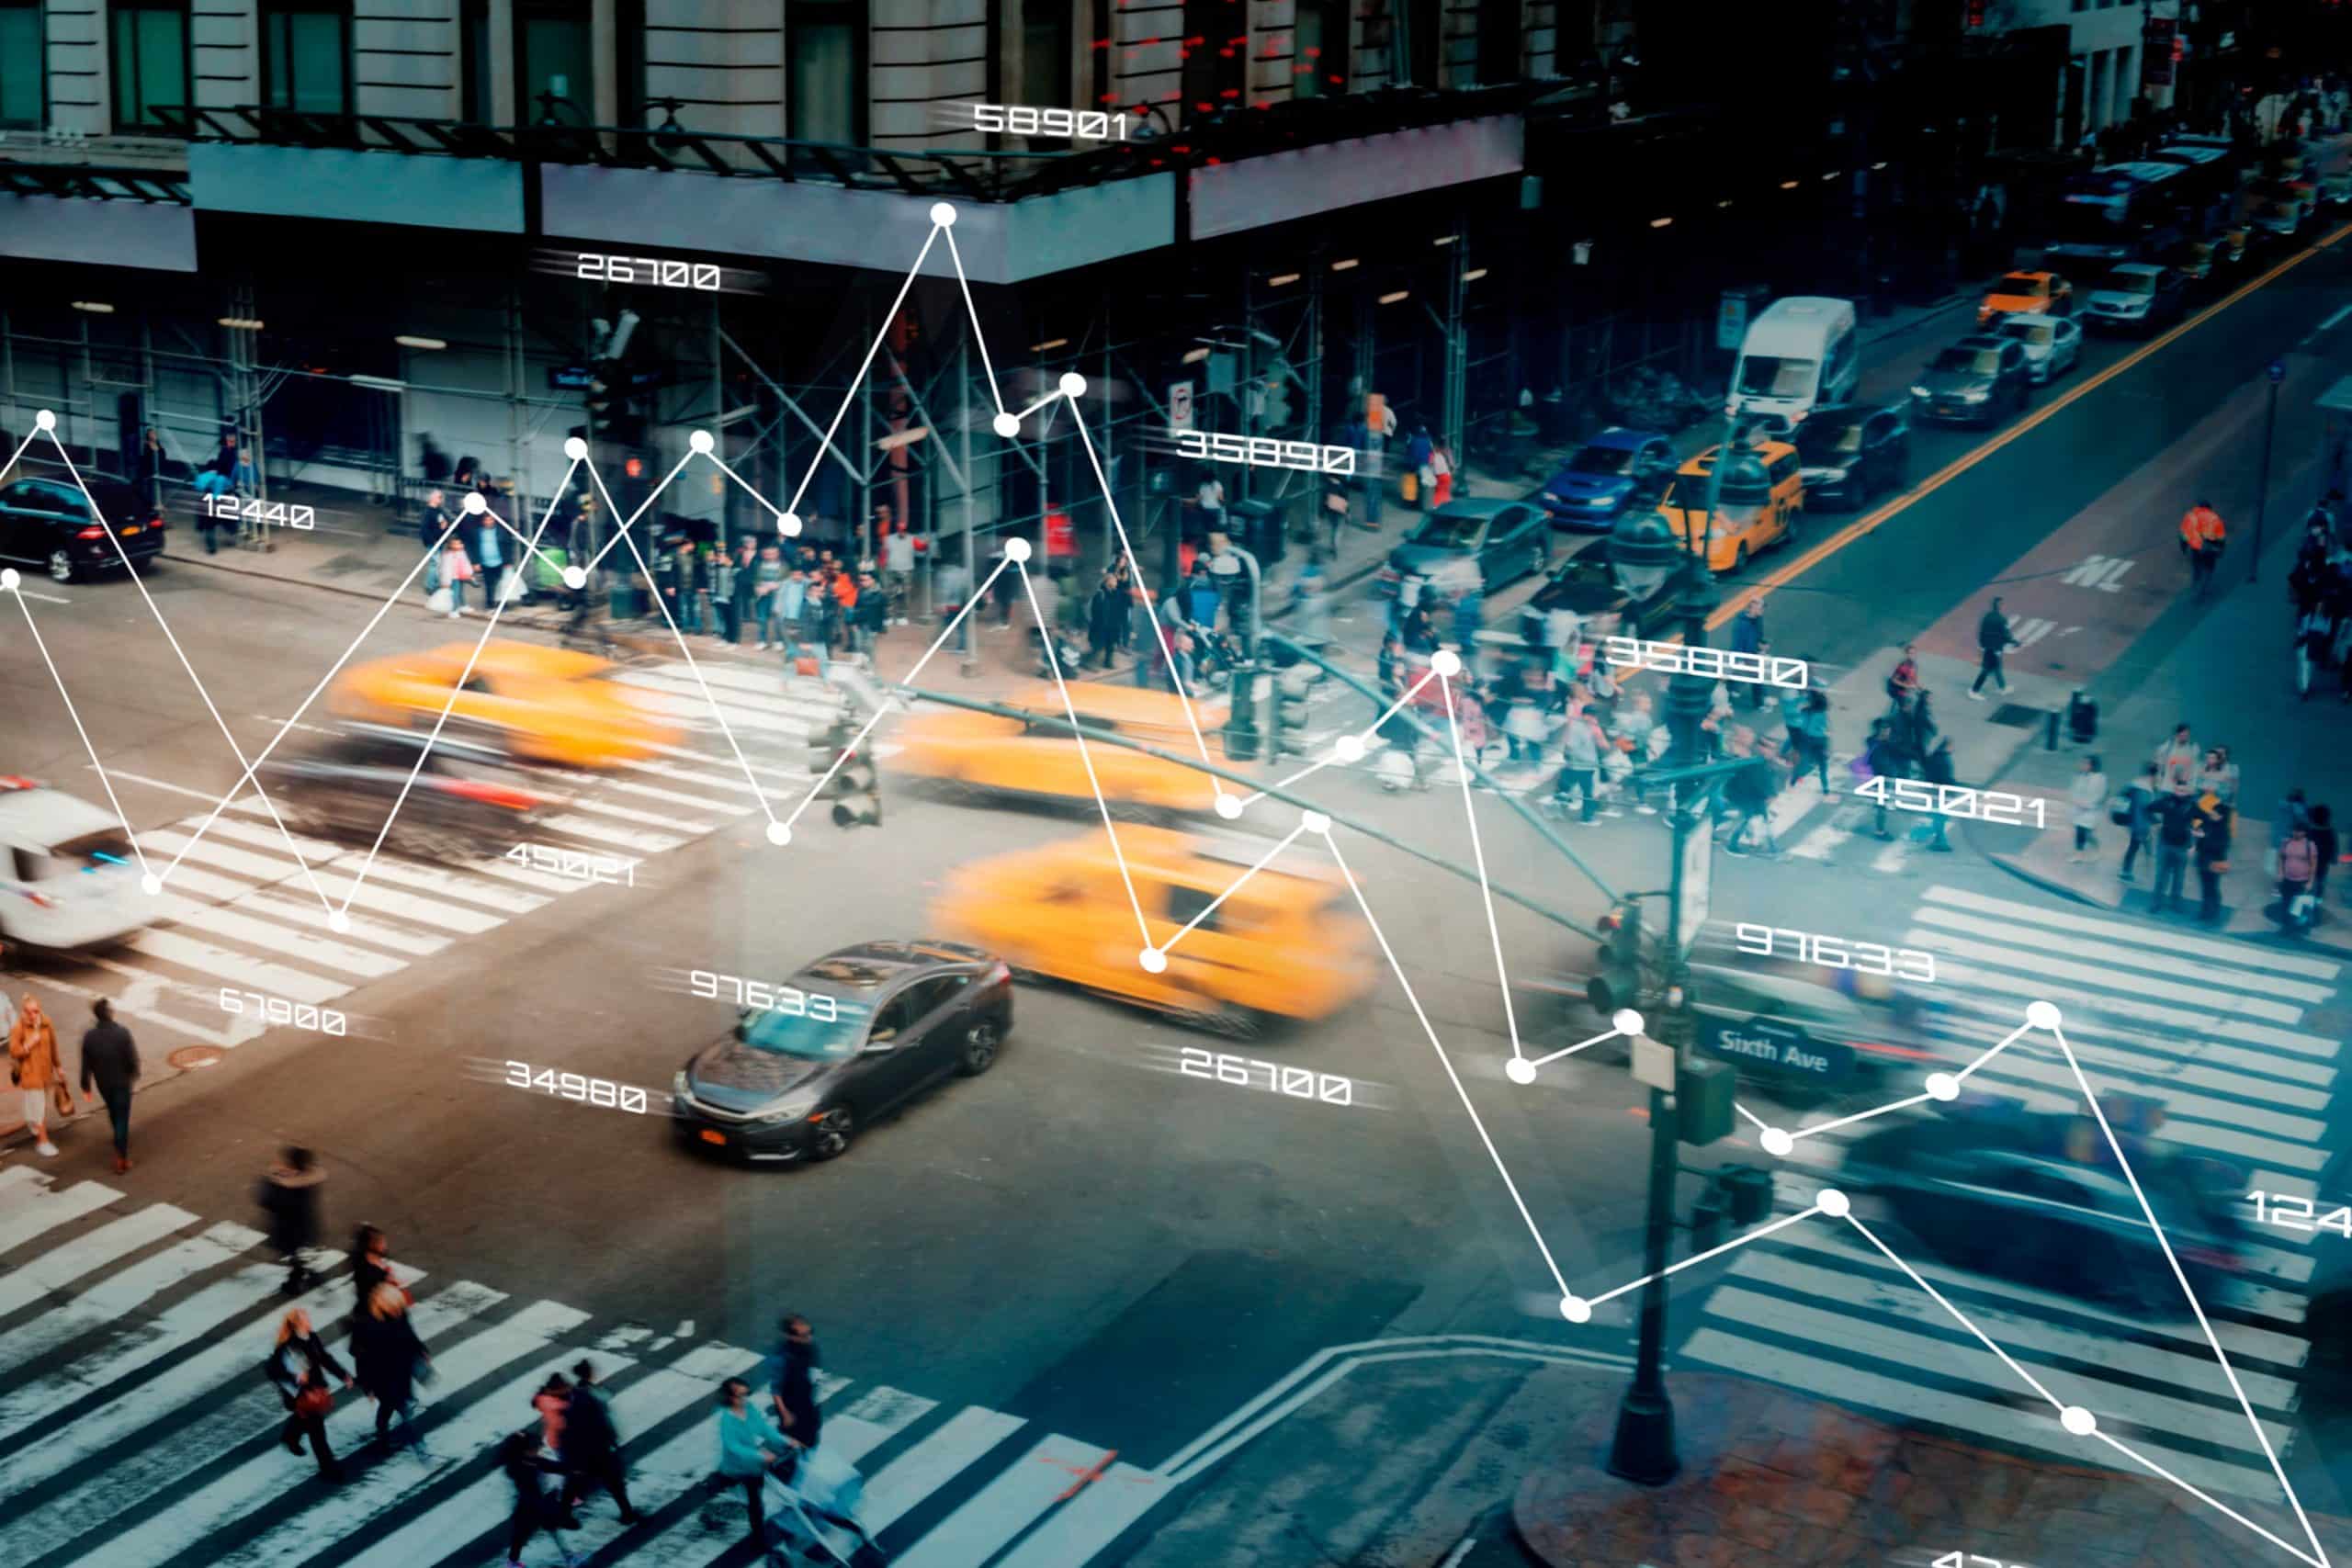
[1680,883,2344,1501]
[12,659,845,1059]
[0,1168,1169,1568]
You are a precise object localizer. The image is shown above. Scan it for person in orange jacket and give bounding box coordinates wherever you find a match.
[2180,499,2227,592]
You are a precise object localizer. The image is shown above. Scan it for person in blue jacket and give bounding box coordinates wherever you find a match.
[716,1374,791,1551]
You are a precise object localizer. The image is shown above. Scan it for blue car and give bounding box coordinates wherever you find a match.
[1533,427,1675,532]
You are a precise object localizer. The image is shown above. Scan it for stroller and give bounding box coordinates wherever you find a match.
[759,1443,888,1567]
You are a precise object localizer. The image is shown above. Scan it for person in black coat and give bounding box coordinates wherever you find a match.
[267,1306,352,1482]
[75,998,139,1173]
[259,1147,324,1295]
[499,1426,574,1565]
[560,1358,641,1525]
[765,1314,823,1453]
[352,1280,431,1450]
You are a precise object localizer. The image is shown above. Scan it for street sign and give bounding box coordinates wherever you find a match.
[1170,381,1194,431]
[1631,1032,1677,1091]
[1717,290,1753,352]
[1676,803,1713,954]
[1698,1015,1856,1082]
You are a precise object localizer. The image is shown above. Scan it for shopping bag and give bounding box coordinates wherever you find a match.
[426,587,454,615]
[498,570,526,604]
[1399,471,1419,504]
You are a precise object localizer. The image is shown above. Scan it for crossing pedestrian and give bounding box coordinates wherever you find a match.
[259,1147,324,1294]
[1721,728,1783,855]
[2117,762,2159,881]
[2068,753,2109,863]
[534,1371,572,1465]
[353,1280,431,1452]
[76,998,139,1173]
[560,1359,642,1526]
[1970,595,2018,699]
[2151,779,2198,913]
[1861,718,1903,840]
[1547,703,1606,825]
[498,1424,577,1568]
[1731,599,1767,709]
[766,1314,823,1453]
[1918,739,1958,851]
[268,1306,352,1483]
[9,993,63,1157]
[716,1375,792,1551]
[349,1223,412,1322]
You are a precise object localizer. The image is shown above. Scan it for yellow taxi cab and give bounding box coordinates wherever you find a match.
[890,681,1229,816]
[1657,441,1805,574]
[330,640,678,767]
[931,825,1375,1032]
[1976,270,2072,326]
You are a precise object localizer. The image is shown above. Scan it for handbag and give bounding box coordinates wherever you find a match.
[294,1383,334,1420]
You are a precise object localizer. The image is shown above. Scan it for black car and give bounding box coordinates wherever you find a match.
[1790,403,1910,511]
[0,473,165,583]
[1526,536,1692,640]
[1376,500,1551,596]
[1907,335,2032,426]
[262,724,552,859]
[673,940,1012,1164]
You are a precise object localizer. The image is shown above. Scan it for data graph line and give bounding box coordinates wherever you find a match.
[1583,1204,1826,1309]
[2089,1429,2330,1568]
[1238,666,1441,809]
[942,223,1008,416]
[1527,1028,1625,1070]
[782,222,944,523]
[1440,671,1526,1062]
[1155,824,1306,959]
[1784,1091,1936,1143]
[1840,1210,2070,1414]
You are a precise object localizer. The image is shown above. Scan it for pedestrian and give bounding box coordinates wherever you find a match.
[2196,787,2233,925]
[1791,688,1832,792]
[830,564,860,650]
[1548,703,1606,824]
[260,1146,325,1295]
[534,1371,571,1458]
[1721,728,1782,855]
[472,504,506,610]
[2310,804,2338,904]
[1918,738,1958,851]
[498,1425,575,1568]
[1429,437,1455,508]
[2117,762,2158,881]
[2180,498,2227,593]
[2154,722,2199,787]
[8,993,63,1157]
[353,1280,431,1451]
[883,522,919,626]
[195,434,240,551]
[560,1358,642,1526]
[1087,569,1123,670]
[766,1313,823,1452]
[991,544,1021,626]
[418,487,454,608]
[349,1223,412,1321]
[1885,644,1922,710]
[1195,469,1226,536]
[136,426,166,515]
[1731,599,1767,709]
[854,570,888,660]
[2068,753,2109,863]
[677,540,707,634]
[1185,563,1222,634]
[2281,821,2321,927]
[710,536,741,643]
[2200,745,2241,811]
[1402,423,1433,513]
[715,1375,791,1551]
[1862,718,1903,840]
[268,1306,352,1483]
[1970,595,2018,699]
[76,997,139,1173]
[2269,787,2312,878]
[772,561,806,656]
[2152,778,2198,913]
[1451,576,1485,651]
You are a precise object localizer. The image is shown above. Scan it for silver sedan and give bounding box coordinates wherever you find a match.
[1995,312,2082,385]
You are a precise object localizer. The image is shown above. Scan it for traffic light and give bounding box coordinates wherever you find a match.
[1689,1165,1773,1253]
[1270,666,1314,758]
[1587,901,1643,1015]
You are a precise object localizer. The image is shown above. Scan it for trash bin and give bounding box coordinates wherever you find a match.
[1229,497,1284,569]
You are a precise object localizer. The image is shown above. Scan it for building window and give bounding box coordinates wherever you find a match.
[110,0,189,130]
[1406,0,1439,87]
[516,0,594,124]
[1475,0,1519,85]
[787,0,866,144]
[0,0,43,130]
[1181,0,1244,120]
[461,0,492,122]
[1020,0,1070,116]
[262,0,350,115]
[1295,0,1346,98]
[616,0,646,127]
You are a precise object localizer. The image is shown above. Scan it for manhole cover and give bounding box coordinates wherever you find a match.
[1987,702,2045,728]
[167,1045,226,1071]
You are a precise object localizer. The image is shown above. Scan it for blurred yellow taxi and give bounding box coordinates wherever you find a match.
[932,825,1375,1032]
[330,640,677,766]
[1658,441,1804,574]
[891,682,1229,816]
[1977,269,2071,326]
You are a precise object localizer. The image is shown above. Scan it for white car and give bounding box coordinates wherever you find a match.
[1994,313,2082,384]
[0,780,149,952]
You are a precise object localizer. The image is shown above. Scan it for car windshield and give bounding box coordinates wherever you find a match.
[742,1001,867,1061]
[1409,514,1487,547]
[1934,348,2000,376]
[1996,276,2046,297]
[1795,421,1864,460]
[1566,444,1636,476]
[2002,321,2055,346]
[2101,272,2157,295]
[1736,355,1816,398]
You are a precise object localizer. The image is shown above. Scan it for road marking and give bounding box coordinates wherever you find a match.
[865,1406,1028,1531]
[2060,553,2136,592]
[892,1434,1114,1568]
[0,1203,197,1324]
[1709,221,2352,628]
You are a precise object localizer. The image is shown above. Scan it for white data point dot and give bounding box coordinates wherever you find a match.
[779,512,804,537]
[1301,809,1331,835]
[561,566,588,590]
[764,821,792,847]
[1058,372,1088,398]
[1004,537,1033,563]
[2026,999,2063,1031]
[1925,1072,1960,1102]
[688,429,716,455]
[1430,648,1463,677]
[1333,734,1366,762]
[563,436,588,460]
[930,201,957,227]
[462,491,487,514]
[0,568,17,590]
[140,874,162,897]
[1138,947,1167,974]
[1214,793,1243,820]
[1611,1008,1645,1038]
[1505,1057,1538,1086]
[327,911,351,934]
[33,409,55,431]
[991,412,1021,439]
[1559,1295,1592,1324]
[1759,1127,1795,1157]
[2060,1405,2098,1436]
[1815,1187,1851,1218]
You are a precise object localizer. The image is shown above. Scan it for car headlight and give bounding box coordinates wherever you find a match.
[758,1089,821,1123]
[1958,389,1989,402]
[672,1070,693,1104]
[1909,384,1931,399]
[1815,467,1849,484]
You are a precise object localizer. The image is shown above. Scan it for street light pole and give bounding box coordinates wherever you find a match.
[2254,359,2283,584]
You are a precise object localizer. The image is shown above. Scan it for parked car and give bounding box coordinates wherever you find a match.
[672,941,1014,1164]
[1908,335,2032,426]
[1656,441,1806,573]
[0,473,164,584]
[1532,427,1674,532]
[2083,262,2188,333]
[1992,313,2083,385]
[1791,403,1910,510]
[1378,499,1551,594]
[1976,269,2072,327]
[2163,239,2217,289]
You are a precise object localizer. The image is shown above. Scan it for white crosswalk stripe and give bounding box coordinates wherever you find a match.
[1682,883,2345,1500]
[6,657,833,1069]
[0,1177,1158,1568]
